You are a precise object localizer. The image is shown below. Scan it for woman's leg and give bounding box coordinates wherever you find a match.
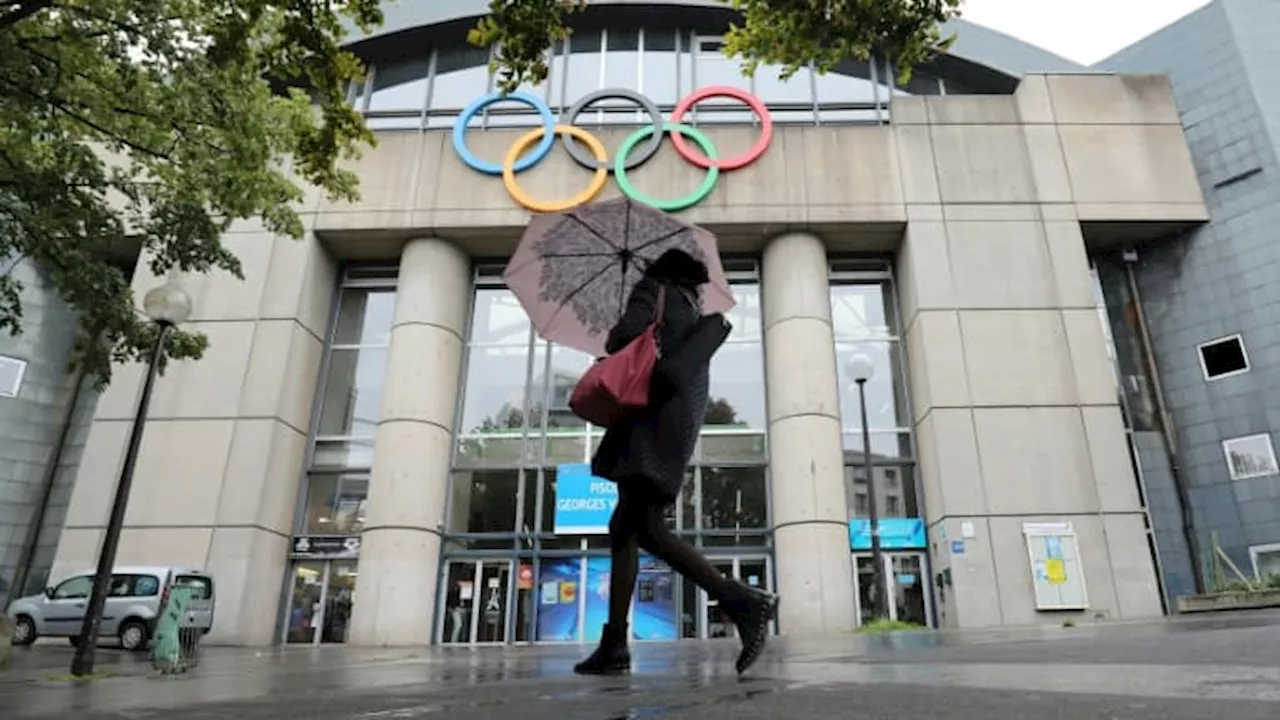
[628,487,743,603]
[630,484,777,675]
[606,485,642,627]
[574,482,643,675]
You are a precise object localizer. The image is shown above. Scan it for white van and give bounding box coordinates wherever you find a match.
[6,566,215,651]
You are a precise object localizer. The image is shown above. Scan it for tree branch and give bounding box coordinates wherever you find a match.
[0,0,52,30]
[0,77,173,161]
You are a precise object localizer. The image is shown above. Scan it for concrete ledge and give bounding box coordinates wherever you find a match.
[1176,591,1280,614]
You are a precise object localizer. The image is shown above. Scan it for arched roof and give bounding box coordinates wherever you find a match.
[342,0,1084,82]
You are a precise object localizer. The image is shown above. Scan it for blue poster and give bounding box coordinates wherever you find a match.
[849,518,927,550]
[534,559,582,642]
[572,556,680,643]
[1045,536,1063,560]
[583,557,612,644]
[632,556,678,641]
[554,464,618,535]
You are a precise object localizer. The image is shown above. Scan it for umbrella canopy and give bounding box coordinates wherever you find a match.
[503,197,735,356]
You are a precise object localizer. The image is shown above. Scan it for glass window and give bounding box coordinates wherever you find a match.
[53,575,92,599]
[311,439,375,470]
[458,343,534,439]
[845,465,919,520]
[722,283,762,343]
[449,470,520,534]
[564,29,604,108]
[315,348,389,438]
[704,282,765,431]
[136,575,161,596]
[691,37,753,123]
[484,47,552,128]
[641,27,679,104]
[843,432,913,460]
[0,354,26,397]
[897,68,942,96]
[754,64,815,124]
[600,28,640,123]
[174,575,213,600]
[547,38,570,111]
[834,341,908,432]
[816,58,881,123]
[700,467,768,530]
[1223,434,1279,481]
[365,57,431,129]
[429,42,492,129]
[469,289,533,345]
[333,289,396,346]
[830,283,895,341]
[303,473,369,534]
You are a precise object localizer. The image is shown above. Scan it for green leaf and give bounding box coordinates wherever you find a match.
[0,0,380,388]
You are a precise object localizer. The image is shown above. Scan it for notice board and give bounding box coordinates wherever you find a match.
[1023,522,1088,611]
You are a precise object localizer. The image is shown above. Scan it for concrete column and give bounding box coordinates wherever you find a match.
[348,238,470,646]
[762,232,857,635]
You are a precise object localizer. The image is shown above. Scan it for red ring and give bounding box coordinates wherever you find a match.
[669,85,773,171]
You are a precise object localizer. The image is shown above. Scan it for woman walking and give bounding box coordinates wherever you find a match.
[574,249,778,677]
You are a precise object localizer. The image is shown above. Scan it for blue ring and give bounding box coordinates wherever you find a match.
[452,91,556,176]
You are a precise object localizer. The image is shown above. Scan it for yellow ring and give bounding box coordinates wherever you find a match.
[502,124,608,213]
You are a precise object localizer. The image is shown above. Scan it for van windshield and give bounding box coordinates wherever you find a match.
[174,575,213,600]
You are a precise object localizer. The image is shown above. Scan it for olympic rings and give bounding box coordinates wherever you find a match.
[670,86,773,170]
[503,125,609,213]
[452,85,772,212]
[454,91,556,175]
[614,124,719,212]
[561,88,664,172]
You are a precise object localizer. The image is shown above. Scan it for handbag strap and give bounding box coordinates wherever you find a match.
[651,284,666,327]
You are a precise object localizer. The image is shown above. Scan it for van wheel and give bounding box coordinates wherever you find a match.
[11,615,37,646]
[119,620,149,652]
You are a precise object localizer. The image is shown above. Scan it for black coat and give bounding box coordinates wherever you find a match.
[590,276,710,501]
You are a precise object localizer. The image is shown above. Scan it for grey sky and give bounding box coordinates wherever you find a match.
[960,0,1213,64]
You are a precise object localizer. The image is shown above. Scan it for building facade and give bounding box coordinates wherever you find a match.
[22,1,1213,645]
[1096,0,1280,599]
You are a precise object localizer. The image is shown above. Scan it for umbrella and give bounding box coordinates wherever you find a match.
[503,197,735,357]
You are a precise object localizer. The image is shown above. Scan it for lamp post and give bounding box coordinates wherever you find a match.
[71,280,191,677]
[846,353,889,622]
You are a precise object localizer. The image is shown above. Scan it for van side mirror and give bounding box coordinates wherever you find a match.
[44,587,54,598]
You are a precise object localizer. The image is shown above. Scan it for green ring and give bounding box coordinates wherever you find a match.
[614,122,720,212]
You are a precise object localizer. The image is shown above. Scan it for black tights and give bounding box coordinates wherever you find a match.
[606,479,746,627]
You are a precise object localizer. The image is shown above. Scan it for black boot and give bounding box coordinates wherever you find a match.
[724,585,779,675]
[573,622,631,675]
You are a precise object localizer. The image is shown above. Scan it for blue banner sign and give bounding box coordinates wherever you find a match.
[849,518,927,550]
[554,464,618,535]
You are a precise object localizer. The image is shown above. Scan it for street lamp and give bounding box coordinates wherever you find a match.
[71,279,192,676]
[846,353,890,622]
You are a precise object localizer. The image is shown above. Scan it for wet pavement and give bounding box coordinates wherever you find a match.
[4,610,1280,718]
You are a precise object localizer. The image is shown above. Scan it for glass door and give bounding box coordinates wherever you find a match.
[704,560,737,638]
[438,560,513,644]
[476,561,512,643]
[285,562,326,643]
[698,557,773,639]
[853,552,931,627]
[322,561,358,643]
[440,562,477,644]
[889,554,928,626]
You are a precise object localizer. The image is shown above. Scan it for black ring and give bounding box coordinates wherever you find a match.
[560,88,664,173]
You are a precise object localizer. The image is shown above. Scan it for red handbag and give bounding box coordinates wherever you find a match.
[569,286,666,428]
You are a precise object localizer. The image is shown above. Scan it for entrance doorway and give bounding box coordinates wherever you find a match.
[439,560,513,644]
[699,556,772,640]
[283,560,358,644]
[853,552,930,627]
